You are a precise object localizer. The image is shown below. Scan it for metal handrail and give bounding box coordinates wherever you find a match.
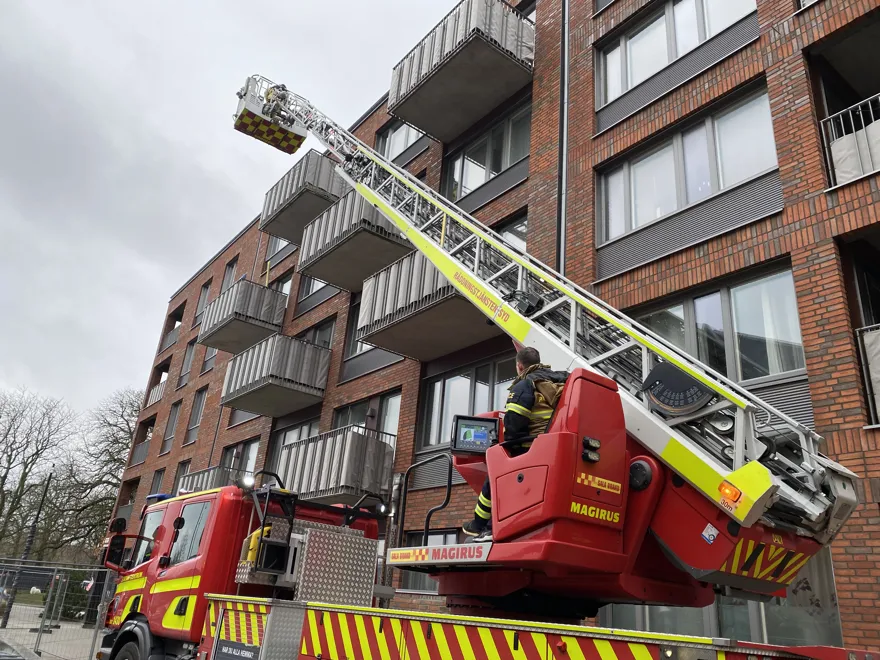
[820,91,880,186]
[395,452,454,548]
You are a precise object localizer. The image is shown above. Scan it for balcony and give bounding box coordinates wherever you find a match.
[298,191,412,292]
[178,466,252,493]
[821,93,880,187]
[221,334,330,417]
[143,380,166,409]
[388,0,535,143]
[158,326,179,354]
[198,279,288,355]
[128,441,149,467]
[357,251,503,361]
[260,149,350,244]
[278,426,395,505]
[856,324,880,425]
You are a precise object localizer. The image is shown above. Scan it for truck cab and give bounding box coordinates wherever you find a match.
[100,483,378,660]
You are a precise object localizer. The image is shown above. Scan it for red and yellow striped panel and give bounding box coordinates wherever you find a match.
[234,108,306,155]
[720,538,814,585]
[299,609,662,660]
[203,599,268,646]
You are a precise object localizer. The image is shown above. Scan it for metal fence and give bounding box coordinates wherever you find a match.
[820,91,880,187]
[856,324,880,425]
[0,560,115,660]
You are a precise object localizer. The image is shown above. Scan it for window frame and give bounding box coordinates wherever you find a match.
[442,102,532,202]
[597,0,754,107]
[298,275,328,301]
[193,280,212,328]
[419,352,516,450]
[221,257,239,293]
[635,267,807,387]
[271,272,294,299]
[201,346,218,374]
[597,89,775,245]
[344,295,373,359]
[296,317,335,349]
[184,388,208,446]
[168,500,211,566]
[266,235,290,261]
[149,469,165,495]
[178,340,197,389]
[160,401,182,455]
[376,120,422,161]
[171,460,191,494]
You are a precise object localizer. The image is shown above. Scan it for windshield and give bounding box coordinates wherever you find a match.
[129,509,164,567]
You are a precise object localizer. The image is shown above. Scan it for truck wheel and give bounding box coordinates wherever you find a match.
[116,641,141,660]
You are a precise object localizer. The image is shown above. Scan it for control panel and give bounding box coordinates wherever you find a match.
[452,415,498,454]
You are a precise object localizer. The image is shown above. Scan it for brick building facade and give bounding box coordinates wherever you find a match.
[115,0,880,648]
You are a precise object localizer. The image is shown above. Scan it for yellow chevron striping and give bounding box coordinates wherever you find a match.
[354,615,374,660]
[372,616,391,660]
[758,547,788,580]
[730,539,743,573]
[504,629,529,660]
[411,620,432,660]
[753,544,765,576]
[390,617,403,654]
[630,643,654,660]
[435,624,455,660]
[780,553,810,584]
[338,614,356,660]
[740,540,755,576]
[594,638,618,660]
[323,611,339,659]
[455,625,474,658]
[478,627,501,660]
[563,636,587,660]
[307,610,321,657]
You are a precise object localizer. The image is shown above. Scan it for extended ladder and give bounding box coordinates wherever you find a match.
[235,75,858,545]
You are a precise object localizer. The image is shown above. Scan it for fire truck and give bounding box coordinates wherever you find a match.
[98,76,870,660]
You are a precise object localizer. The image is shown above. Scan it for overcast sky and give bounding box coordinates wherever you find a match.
[0,1,451,410]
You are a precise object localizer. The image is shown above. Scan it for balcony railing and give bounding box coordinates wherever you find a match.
[278,426,395,505]
[357,250,502,361]
[158,326,179,354]
[198,279,288,355]
[260,149,350,244]
[129,441,149,467]
[856,324,880,425]
[298,190,412,292]
[388,0,535,142]
[143,380,166,409]
[115,503,134,522]
[179,466,252,493]
[821,92,880,187]
[221,334,331,417]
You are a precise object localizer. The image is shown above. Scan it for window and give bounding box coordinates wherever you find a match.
[178,340,196,388]
[421,354,516,447]
[267,235,290,261]
[221,439,259,475]
[185,388,207,445]
[171,460,191,494]
[298,276,328,300]
[377,121,422,161]
[599,0,756,105]
[443,104,532,201]
[160,402,181,454]
[334,400,370,431]
[600,92,777,243]
[221,257,238,292]
[149,469,165,495]
[229,409,259,427]
[638,270,804,383]
[169,501,211,565]
[344,295,372,358]
[297,318,335,349]
[130,509,164,567]
[271,273,293,298]
[379,392,402,438]
[497,214,528,252]
[270,418,320,475]
[194,281,211,327]
[400,531,457,592]
[201,347,218,373]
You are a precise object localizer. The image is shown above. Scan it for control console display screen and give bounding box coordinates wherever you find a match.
[452,416,498,454]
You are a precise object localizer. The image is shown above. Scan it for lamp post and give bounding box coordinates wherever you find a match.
[0,471,53,629]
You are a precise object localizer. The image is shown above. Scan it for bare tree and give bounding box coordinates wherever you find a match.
[34,388,142,561]
[0,389,75,554]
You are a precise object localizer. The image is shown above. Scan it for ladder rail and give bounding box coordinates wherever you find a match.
[240,75,858,542]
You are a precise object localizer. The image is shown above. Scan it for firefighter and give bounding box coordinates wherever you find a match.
[463,347,569,541]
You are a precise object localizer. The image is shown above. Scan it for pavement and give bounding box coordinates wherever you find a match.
[0,605,100,660]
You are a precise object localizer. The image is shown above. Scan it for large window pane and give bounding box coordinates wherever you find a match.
[605,168,626,240]
[379,393,402,438]
[447,155,463,201]
[704,0,756,37]
[646,605,706,636]
[462,141,489,197]
[731,271,805,380]
[608,605,640,631]
[494,359,518,409]
[627,14,668,88]
[509,109,532,163]
[641,305,686,349]
[424,380,444,446]
[474,365,492,415]
[715,94,778,188]
[490,124,505,176]
[762,550,843,647]
[604,45,622,103]
[694,292,727,375]
[632,145,677,228]
[500,216,528,252]
[718,596,753,640]
[674,0,700,56]
[683,124,712,204]
[441,373,472,444]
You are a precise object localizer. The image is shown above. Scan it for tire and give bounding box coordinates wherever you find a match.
[116,641,141,660]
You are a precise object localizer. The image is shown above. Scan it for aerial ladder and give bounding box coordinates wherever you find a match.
[233,75,860,618]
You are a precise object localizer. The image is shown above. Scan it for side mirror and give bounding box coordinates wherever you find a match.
[109,518,127,534]
[104,534,127,572]
[173,516,185,531]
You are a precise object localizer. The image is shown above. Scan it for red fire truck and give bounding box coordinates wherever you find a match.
[98,76,869,660]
